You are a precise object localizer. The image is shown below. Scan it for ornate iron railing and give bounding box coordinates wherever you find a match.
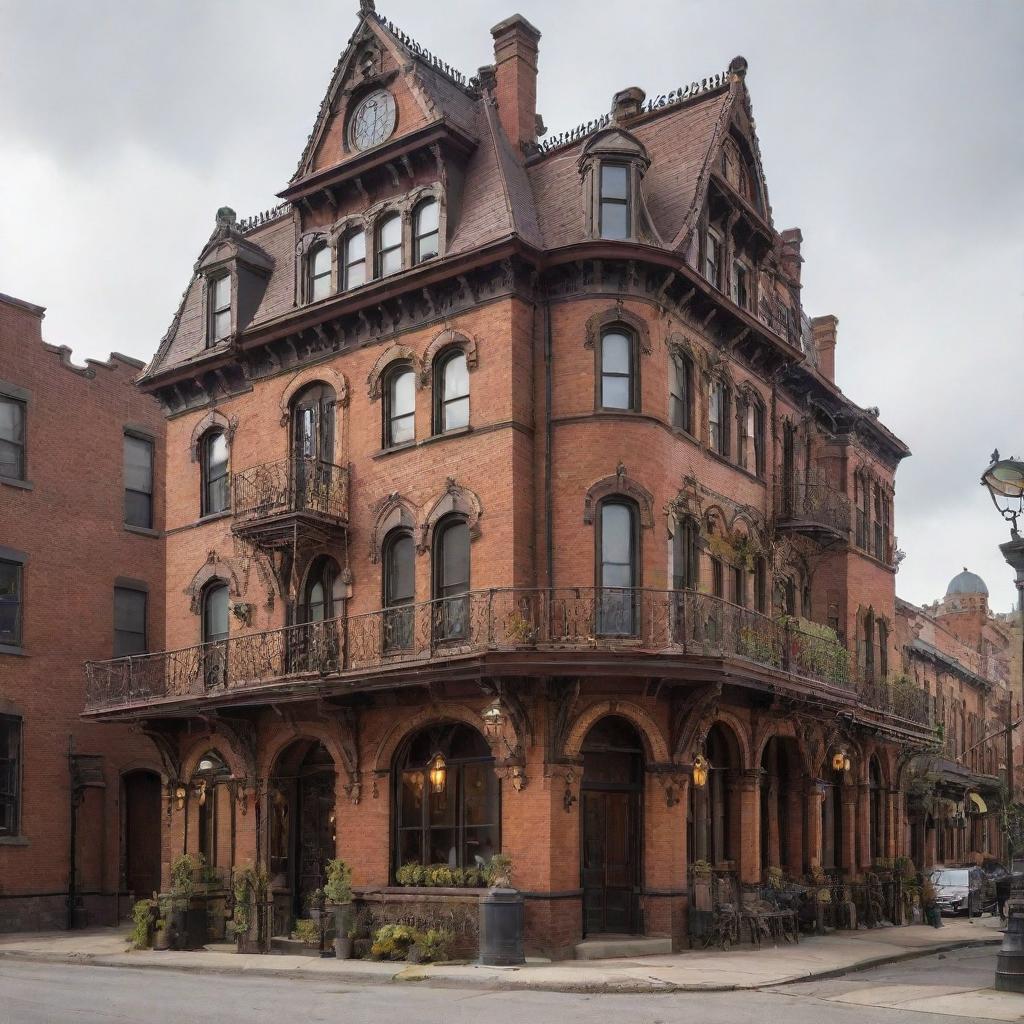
[232,457,349,524]
[776,471,851,537]
[84,588,929,725]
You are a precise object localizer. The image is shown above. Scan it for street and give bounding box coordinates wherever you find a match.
[0,946,1014,1024]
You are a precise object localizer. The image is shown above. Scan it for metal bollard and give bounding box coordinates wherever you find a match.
[995,899,1024,993]
[479,887,525,966]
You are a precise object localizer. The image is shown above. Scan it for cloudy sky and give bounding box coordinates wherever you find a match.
[1,0,1021,611]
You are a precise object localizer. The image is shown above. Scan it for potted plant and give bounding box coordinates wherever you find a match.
[169,853,206,950]
[323,858,354,957]
[922,878,942,928]
[485,854,513,888]
[130,897,155,950]
[292,918,321,948]
[153,897,172,950]
[231,864,267,953]
[335,926,356,961]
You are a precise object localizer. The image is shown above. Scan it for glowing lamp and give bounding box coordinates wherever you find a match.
[428,753,447,794]
[692,754,710,788]
[832,752,847,773]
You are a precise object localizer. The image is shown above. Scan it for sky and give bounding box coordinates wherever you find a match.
[1,0,1022,612]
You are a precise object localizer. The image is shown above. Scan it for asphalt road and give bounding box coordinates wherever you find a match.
[0,946,1005,1024]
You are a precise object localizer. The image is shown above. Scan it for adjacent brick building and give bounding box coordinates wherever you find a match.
[82,5,937,956]
[0,292,165,931]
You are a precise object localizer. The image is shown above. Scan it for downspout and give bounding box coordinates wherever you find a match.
[544,296,554,589]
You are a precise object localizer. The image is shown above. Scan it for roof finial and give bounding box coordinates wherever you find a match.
[215,206,237,228]
[728,56,748,82]
[359,0,375,14]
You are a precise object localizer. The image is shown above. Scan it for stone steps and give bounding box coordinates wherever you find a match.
[574,935,672,960]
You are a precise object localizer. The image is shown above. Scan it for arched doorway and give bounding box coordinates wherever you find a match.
[760,737,802,876]
[820,759,846,871]
[688,723,740,868]
[581,716,644,936]
[123,770,161,902]
[192,750,232,874]
[269,740,336,927]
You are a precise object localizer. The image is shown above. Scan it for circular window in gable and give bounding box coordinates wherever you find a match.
[349,90,397,152]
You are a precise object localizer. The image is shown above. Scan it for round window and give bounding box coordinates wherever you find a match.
[349,90,397,152]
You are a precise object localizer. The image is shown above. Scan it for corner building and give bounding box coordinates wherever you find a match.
[84,4,932,957]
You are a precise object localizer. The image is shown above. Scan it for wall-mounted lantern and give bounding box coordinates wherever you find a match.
[832,751,851,773]
[429,752,447,794]
[692,754,711,788]
[482,699,506,741]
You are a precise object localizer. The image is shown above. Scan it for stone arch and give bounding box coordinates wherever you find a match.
[185,552,243,614]
[366,344,423,401]
[420,327,479,387]
[583,464,655,529]
[562,700,671,766]
[583,305,652,356]
[418,479,483,553]
[189,410,238,463]
[279,365,350,421]
[369,703,493,777]
[665,331,711,376]
[368,493,418,563]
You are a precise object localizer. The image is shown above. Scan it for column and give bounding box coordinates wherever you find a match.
[765,778,781,869]
[841,784,858,874]
[738,769,761,883]
[786,782,805,874]
[856,782,872,872]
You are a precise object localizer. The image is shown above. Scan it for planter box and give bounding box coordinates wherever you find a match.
[354,887,484,959]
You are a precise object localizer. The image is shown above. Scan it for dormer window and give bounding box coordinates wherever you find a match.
[209,274,231,344]
[704,230,722,288]
[731,259,750,310]
[599,164,630,240]
[308,243,331,302]
[343,229,366,290]
[377,213,402,278]
[413,199,439,264]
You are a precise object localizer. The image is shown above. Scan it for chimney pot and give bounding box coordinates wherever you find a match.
[811,314,838,383]
[611,86,646,121]
[780,227,803,288]
[490,14,541,152]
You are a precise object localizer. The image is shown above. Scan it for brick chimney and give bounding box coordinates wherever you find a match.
[811,314,838,383]
[490,14,541,152]
[780,228,803,289]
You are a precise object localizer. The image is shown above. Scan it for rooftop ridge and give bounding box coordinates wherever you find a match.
[525,69,730,158]
[40,341,145,379]
[238,202,292,234]
[374,11,472,90]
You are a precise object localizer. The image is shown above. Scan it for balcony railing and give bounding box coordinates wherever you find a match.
[232,456,349,525]
[83,588,929,726]
[776,472,851,538]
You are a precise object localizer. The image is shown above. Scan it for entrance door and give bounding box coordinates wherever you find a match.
[580,716,643,936]
[123,771,161,901]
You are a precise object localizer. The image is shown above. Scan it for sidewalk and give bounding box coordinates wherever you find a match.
[0,916,1003,994]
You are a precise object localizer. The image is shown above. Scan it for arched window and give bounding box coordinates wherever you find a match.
[670,350,692,433]
[709,379,729,456]
[598,500,637,636]
[599,163,630,240]
[384,364,415,448]
[301,556,342,623]
[193,751,230,870]
[383,529,415,651]
[434,350,469,433]
[376,213,402,278]
[202,581,229,686]
[308,243,331,302]
[200,430,229,516]
[342,229,366,290]
[393,722,498,874]
[291,383,336,464]
[600,329,635,411]
[434,515,470,641]
[413,198,439,264]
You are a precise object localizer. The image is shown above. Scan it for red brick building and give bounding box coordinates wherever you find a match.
[0,292,165,931]
[82,5,933,956]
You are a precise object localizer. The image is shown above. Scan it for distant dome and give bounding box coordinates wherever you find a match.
[945,568,989,597]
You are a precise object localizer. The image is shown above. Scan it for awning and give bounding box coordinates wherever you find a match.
[968,792,988,814]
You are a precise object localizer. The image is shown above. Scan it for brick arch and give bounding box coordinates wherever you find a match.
[188,409,238,463]
[118,757,168,784]
[368,493,418,564]
[180,737,246,782]
[185,553,243,614]
[584,305,652,356]
[418,479,483,553]
[702,711,753,771]
[366,344,423,401]
[260,726,348,781]
[279,365,350,421]
[420,327,479,387]
[751,718,801,767]
[562,700,671,766]
[369,703,491,776]
[582,464,655,529]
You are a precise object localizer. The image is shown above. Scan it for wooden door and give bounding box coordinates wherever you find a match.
[124,771,161,902]
[582,789,638,935]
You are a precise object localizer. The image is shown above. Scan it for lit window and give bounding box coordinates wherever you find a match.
[385,366,415,447]
[113,586,147,658]
[600,330,634,410]
[124,433,154,529]
[599,164,630,240]
[343,230,366,290]
[731,260,749,309]
[704,229,722,286]
[436,350,469,432]
[0,396,25,481]
[377,213,402,277]
[201,431,230,516]
[309,244,331,302]
[209,275,231,343]
[0,559,23,648]
[413,199,439,264]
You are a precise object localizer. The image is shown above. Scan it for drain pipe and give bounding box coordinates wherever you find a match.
[544,297,554,589]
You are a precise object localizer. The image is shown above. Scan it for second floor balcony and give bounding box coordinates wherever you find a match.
[83,587,931,730]
[775,471,851,542]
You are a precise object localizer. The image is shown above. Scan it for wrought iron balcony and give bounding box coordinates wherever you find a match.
[83,588,930,727]
[775,472,851,541]
[231,456,348,543]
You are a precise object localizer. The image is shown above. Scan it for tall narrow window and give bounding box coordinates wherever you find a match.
[754,557,767,614]
[863,614,875,682]
[383,529,415,651]
[672,517,699,591]
[737,400,749,469]
[0,396,26,481]
[600,329,634,410]
[670,351,692,433]
[878,620,889,679]
[0,559,23,648]
[376,213,402,278]
[711,557,724,599]
[751,401,765,476]
[599,163,629,240]
[343,229,366,290]
[709,380,729,456]
[0,715,21,837]
[384,366,415,447]
[855,475,869,549]
[413,198,439,264]
[202,582,229,686]
[308,244,331,302]
[302,557,341,624]
[731,259,749,309]
[436,350,469,432]
[124,433,154,529]
[209,275,231,343]
[599,500,637,635]
[732,566,746,607]
[704,229,722,286]
[434,516,470,641]
[201,431,229,516]
[873,484,884,560]
[113,586,147,658]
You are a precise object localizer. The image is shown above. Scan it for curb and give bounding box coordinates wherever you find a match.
[0,935,1001,995]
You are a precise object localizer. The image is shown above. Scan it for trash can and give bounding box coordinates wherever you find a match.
[995,899,1024,992]
[479,887,525,966]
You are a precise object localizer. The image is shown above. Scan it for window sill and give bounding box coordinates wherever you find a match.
[0,836,29,847]
[372,440,417,460]
[0,475,33,491]
[0,644,27,657]
[124,524,160,538]
[196,510,232,526]
[421,425,473,446]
